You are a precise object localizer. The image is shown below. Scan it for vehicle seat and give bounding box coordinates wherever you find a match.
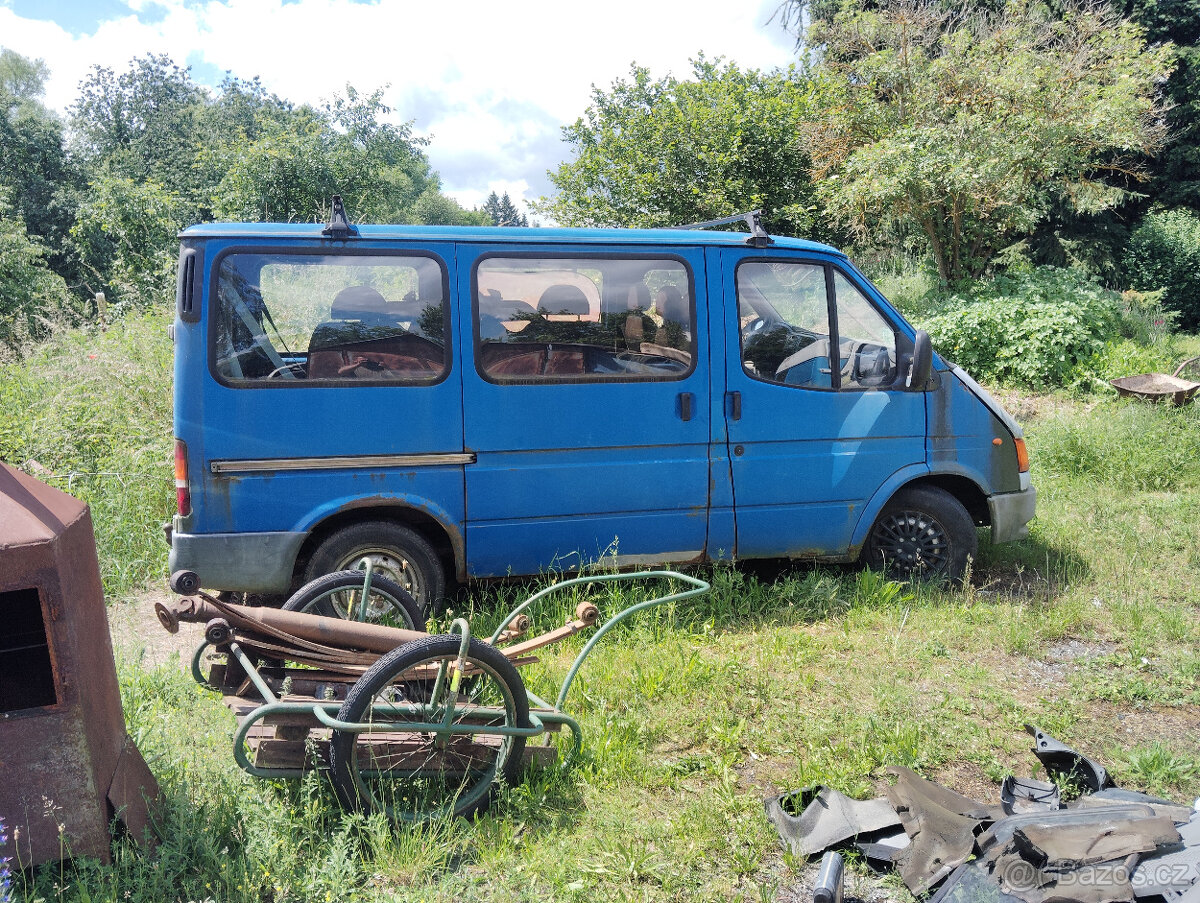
[308,285,443,379]
[537,284,590,318]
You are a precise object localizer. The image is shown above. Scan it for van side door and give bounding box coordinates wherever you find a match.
[714,248,926,558]
[458,244,711,577]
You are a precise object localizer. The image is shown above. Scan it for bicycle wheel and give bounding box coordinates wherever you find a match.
[329,635,529,822]
[282,570,423,629]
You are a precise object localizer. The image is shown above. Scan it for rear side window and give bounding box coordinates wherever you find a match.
[212,252,448,384]
[475,256,694,383]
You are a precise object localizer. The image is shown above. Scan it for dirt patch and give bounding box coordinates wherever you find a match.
[107,586,205,669]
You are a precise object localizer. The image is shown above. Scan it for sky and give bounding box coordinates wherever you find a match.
[0,0,799,218]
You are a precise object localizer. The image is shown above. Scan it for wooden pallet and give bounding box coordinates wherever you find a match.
[224,695,561,770]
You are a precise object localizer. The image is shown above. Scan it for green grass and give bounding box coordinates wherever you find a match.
[4,312,1200,901]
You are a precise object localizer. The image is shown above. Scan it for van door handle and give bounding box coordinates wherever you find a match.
[678,392,694,422]
[726,391,742,420]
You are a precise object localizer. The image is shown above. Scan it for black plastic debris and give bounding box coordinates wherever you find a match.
[885,766,993,894]
[1001,776,1061,815]
[765,728,1195,903]
[764,786,902,859]
[1025,724,1113,792]
[1132,810,1200,899]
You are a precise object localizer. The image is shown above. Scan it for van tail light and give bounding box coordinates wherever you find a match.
[174,439,192,517]
[1014,437,1030,473]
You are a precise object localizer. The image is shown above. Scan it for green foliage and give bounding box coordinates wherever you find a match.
[807,0,1174,283]
[0,48,79,276]
[70,171,185,310]
[0,196,78,350]
[922,268,1134,388]
[541,56,828,238]
[1122,208,1200,331]
[1031,400,1200,491]
[0,309,173,594]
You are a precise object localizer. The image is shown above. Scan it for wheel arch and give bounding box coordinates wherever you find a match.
[293,499,465,587]
[849,467,990,555]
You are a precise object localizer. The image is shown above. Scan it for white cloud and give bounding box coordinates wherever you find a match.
[1,0,797,210]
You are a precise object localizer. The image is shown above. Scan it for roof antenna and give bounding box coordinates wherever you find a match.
[322,195,358,240]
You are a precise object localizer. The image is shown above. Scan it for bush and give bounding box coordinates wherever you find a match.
[1122,209,1200,332]
[921,268,1132,389]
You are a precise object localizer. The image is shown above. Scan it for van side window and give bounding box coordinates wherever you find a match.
[737,261,896,390]
[212,253,448,384]
[475,257,694,382]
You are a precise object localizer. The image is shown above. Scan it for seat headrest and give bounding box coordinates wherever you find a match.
[656,285,688,325]
[627,284,652,312]
[331,285,391,319]
[538,284,590,316]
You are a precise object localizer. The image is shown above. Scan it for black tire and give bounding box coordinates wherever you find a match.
[329,635,528,822]
[282,570,423,630]
[862,485,977,582]
[304,521,445,613]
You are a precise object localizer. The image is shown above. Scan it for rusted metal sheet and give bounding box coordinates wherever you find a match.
[0,463,159,868]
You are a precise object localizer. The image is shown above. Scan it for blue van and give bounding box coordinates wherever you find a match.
[167,215,1035,609]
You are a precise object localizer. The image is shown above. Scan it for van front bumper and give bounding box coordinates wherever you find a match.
[988,486,1037,544]
[168,530,306,593]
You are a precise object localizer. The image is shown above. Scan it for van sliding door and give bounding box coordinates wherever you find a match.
[458,244,712,578]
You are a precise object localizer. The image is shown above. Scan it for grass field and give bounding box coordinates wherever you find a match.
[2,316,1198,902]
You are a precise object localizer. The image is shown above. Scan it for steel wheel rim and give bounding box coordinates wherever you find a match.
[352,655,517,822]
[872,508,950,572]
[304,586,410,626]
[336,549,423,602]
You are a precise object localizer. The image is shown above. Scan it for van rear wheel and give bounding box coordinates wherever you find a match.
[305,522,445,613]
[862,486,976,583]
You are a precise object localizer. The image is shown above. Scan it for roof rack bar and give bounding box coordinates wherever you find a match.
[670,209,773,248]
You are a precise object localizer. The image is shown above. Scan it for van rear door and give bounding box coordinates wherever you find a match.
[458,243,711,577]
[713,247,927,558]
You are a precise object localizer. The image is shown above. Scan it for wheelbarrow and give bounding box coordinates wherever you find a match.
[1110,355,1200,406]
[157,569,709,822]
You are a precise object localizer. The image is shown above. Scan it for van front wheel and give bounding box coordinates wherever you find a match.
[862,486,976,583]
[305,521,445,613]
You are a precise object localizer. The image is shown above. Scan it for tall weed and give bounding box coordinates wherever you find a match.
[0,307,173,596]
[1031,401,1200,491]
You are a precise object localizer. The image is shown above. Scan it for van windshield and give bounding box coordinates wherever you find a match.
[211,252,448,384]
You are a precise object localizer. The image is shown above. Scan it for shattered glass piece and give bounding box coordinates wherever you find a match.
[763,787,901,859]
[1003,776,1062,815]
[1025,724,1113,792]
[929,862,1024,903]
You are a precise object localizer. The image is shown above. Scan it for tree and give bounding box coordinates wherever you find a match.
[0,48,79,279]
[483,191,527,226]
[805,0,1174,283]
[70,54,206,200]
[539,57,829,239]
[69,171,185,310]
[0,191,78,350]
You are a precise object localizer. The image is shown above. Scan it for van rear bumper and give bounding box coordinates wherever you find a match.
[988,486,1037,544]
[168,530,306,593]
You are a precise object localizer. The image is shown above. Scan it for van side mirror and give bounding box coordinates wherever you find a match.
[906,330,932,390]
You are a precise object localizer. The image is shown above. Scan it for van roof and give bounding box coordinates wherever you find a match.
[178,222,845,256]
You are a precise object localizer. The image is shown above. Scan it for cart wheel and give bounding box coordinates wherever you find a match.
[329,634,529,822]
[283,570,423,630]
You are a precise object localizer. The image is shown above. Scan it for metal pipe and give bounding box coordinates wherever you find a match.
[158,595,427,654]
[813,851,844,903]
